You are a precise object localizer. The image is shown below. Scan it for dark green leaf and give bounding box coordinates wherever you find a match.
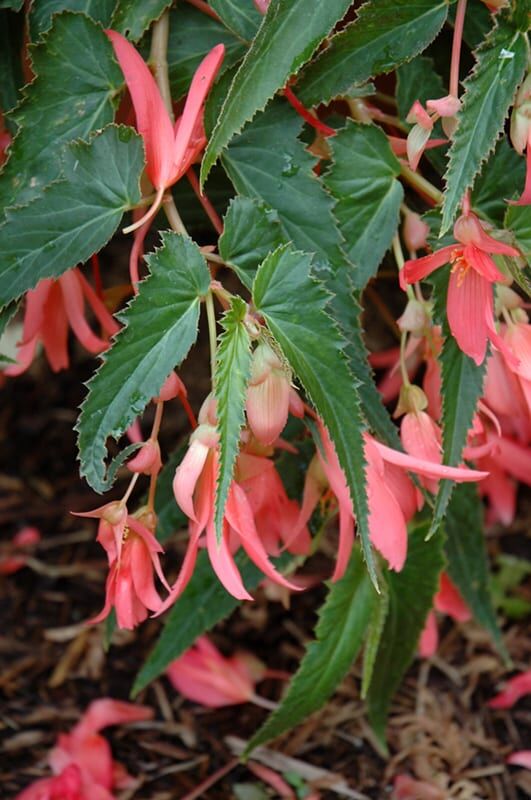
[219,196,287,290]
[252,246,376,585]
[505,203,531,262]
[29,0,115,39]
[222,101,344,270]
[201,0,353,183]
[297,0,448,106]
[0,0,22,9]
[133,550,277,694]
[473,138,525,224]
[0,10,24,120]
[324,121,403,287]
[367,521,445,745]
[167,3,246,99]
[361,575,388,699]
[214,296,252,539]
[209,0,262,40]
[77,233,210,493]
[111,0,171,41]
[247,548,376,751]
[0,13,123,211]
[429,270,486,536]
[0,125,143,308]
[461,0,493,49]
[155,443,188,543]
[445,484,507,659]
[441,15,527,233]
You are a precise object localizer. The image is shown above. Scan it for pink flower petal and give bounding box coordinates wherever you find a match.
[372,438,489,482]
[434,573,470,621]
[447,266,490,365]
[206,519,253,601]
[173,437,210,522]
[507,750,531,769]
[401,245,456,287]
[418,610,438,658]
[489,670,531,708]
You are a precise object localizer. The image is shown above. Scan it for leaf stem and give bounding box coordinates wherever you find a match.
[205,289,218,382]
[149,10,174,123]
[399,163,443,205]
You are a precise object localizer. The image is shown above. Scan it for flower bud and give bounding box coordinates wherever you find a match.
[398,298,430,334]
[510,74,531,154]
[402,209,429,253]
[394,384,428,418]
[246,341,291,446]
[127,439,162,476]
[157,371,186,402]
[198,392,217,426]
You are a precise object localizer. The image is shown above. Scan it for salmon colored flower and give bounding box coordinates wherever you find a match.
[419,572,470,657]
[503,319,531,415]
[510,74,531,205]
[405,94,459,170]
[167,636,266,708]
[106,30,224,232]
[16,699,153,800]
[393,774,445,799]
[489,670,531,709]
[296,421,487,580]
[0,526,41,575]
[401,210,521,365]
[4,268,119,376]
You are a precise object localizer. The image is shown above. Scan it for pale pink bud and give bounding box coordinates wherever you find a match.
[397,298,430,334]
[127,439,162,475]
[406,124,432,171]
[426,94,461,118]
[402,209,429,253]
[253,0,271,12]
[198,392,217,426]
[406,100,432,129]
[246,341,291,446]
[394,383,428,417]
[288,387,304,418]
[157,371,186,402]
[510,74,531,154]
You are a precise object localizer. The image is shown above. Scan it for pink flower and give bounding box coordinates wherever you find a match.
[106,30,224,232]
[159,414,302,610]
[16,699,153,800]
[401,211,520,365]
[76,503,169,629]
[402,208,430,255]
[245,341,292,446]
[503,320,531,415]
[405,94,459,170]
[4,268,119,376]
[400,410,442,494]
[507,751,531,769]
[489,670,531,709]
[296,421,487,580]
[419,573,470,657]
[510,74,531,205]
[167,636,265,707]
[0,526,41,575]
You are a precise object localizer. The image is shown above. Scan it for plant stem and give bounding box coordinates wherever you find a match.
[400,162,444,205]
[150,10,174,122]
[399,330,411,387]
[450,0,468,98]
[205,290,217,382]
[163,194,188,235]
[392,234,415,302]
[147,400,165,511]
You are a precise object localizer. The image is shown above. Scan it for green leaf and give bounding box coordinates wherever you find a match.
[29,0,115,39]
[168,3,246,99]
[297,0,448,107]
[201,0,353,183]
[0,13,123,211]
[219,196,287,290]
[0,10,24,120]
[326,272,402,449]
[441,15,527,233]
[429,270,486,536]
[132,550,280,694]
[445,484,507,660]
[154,442,188,543]
[111,0,171,41]
[461,0,493,49]
[209,0,262,40]
[323,121,403,288]
[247,548,376,751]
[214,296,252,539]
[473,138,525,224]
[77,233,210,493]
[361,577,389,699]
[0,0,22,9]
[222,101,344,270]
[505,203,531,262]
[0,125,143,308]
[367,521,445,745]
[252,246,376,585]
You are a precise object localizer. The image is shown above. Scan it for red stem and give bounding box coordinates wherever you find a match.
[283,87,336,138]
[449,0,468,98]
[186,168,224,235]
